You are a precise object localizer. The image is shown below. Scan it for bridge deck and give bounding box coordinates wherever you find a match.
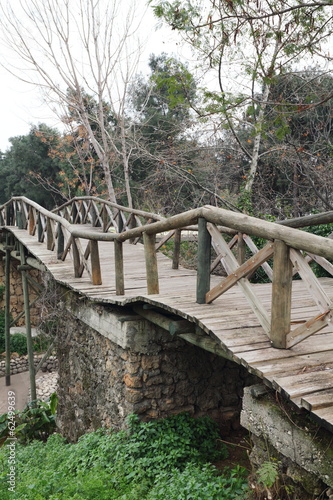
[8,226,333,432]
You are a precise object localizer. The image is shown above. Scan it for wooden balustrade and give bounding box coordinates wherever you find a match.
[2,197,333,349]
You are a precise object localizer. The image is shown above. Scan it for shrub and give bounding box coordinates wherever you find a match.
[0,413,249,499]
[0,393,58,445]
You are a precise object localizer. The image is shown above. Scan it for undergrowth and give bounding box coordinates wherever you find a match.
[0,412,250,499]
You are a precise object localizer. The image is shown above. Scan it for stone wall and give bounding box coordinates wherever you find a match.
[56,296,258,442]
[241,384,333,496]
[0,353,58,377]
[0,256,42,326]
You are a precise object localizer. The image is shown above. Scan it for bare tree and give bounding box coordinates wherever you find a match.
[0,0,147,206]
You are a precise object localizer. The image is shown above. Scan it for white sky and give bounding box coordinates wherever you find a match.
[0,1,189,152]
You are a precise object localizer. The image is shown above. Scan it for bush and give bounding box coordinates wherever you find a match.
[0,413,250,499]
[9,333,28,355]
[0,393,58,445]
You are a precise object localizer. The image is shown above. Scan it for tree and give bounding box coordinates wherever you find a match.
[0,124,63,208]
[151,0,333,208]
[0,0,146,206]
[245,69,333,217]
[129,54,239,213]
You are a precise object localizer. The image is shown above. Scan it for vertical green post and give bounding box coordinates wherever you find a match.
[5,234,11,386]
[19,243,37,401]
[196,218,211,304]
[172,229,181,270]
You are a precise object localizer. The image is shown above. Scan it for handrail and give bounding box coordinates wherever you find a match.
[1,196,333,350]
[116,205,333,261]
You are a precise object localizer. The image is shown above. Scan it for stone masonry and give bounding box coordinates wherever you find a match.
[56,294,258,442]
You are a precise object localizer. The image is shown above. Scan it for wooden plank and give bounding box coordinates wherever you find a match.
[243,234,273,281]
[286,311,330,348]
[301,390,333,411]
[207,223,271,334]
[306,252,333,277]
[289,248,332,313]
[206,242,274,304]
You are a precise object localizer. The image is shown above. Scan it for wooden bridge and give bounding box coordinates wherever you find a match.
[1,196,333,431]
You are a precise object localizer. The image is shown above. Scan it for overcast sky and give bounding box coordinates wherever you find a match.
[0,1,188,152]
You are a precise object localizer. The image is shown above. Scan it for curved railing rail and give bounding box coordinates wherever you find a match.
[1,196,333,349]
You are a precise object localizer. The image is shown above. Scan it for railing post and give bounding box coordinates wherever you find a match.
[172,229,181,270]
[28,206,34,235]
[6,203,13,226]
[196,218,211,304]
[4,233,11,386]
[46,218,54,250]
[102,205,108,232]
[57,224,64,259]
[114,240,125,295]
[72,238,81,278]
[270,239,292,348]
[237,232,246,265]
[19,242,37,402]
[90,240,102,285]
[37,213,43,242]
[143,232,159,294]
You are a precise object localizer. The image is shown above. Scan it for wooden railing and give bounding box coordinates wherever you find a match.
[1,197,333,350]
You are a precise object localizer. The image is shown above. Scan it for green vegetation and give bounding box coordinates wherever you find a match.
[0,310,50,356]
[0,393,58,445]
[0,412,250,499]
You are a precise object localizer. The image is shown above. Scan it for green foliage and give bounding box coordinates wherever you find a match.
[147,463,249,499]
[0,393,58,445]
[256,460,280,488]
[0,124,63,208]
[160,238,198,268]
[8,333,27,355]
[0,413,249,499]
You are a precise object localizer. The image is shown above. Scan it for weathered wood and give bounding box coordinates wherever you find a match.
[90,240,102,285]
[196,218,211,304]
[57,223,65,259]
[114,240,125,295]
[206,242,274,304]
[286,310,330,348]
[207,223,271,334]
[46,218,54,251]
[37,213,44,242]
[28,206,35,235]
[72,238,81,278]
[242,234,273,281]
[143,232,159,294]
[305,253,333,277]
[172,229,181,270]
[155,229,175,250]
[270,240,293,349]
[290,248,332,314]
[237,232,246,265]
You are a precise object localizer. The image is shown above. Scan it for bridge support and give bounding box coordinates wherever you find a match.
[4,234,12,386]
[19,243,37,401]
